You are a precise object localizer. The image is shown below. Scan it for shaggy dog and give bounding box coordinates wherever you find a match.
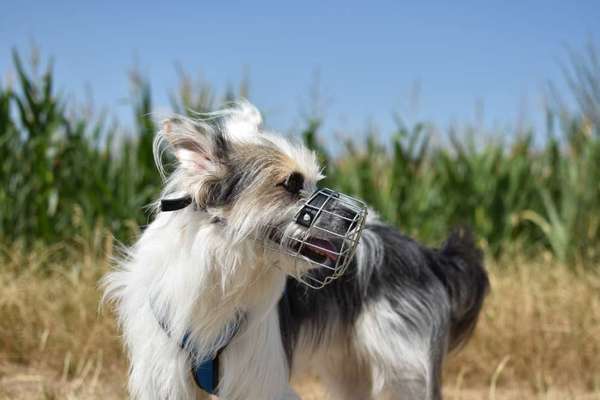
[103,102,489,400]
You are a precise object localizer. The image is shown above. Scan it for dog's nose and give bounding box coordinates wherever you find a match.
[295,188,364,233]
[295,188,340,228]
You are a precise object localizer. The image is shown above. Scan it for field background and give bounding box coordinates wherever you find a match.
[1,46,600,399]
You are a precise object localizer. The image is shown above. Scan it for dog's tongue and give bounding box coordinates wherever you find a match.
[305,238,338,262]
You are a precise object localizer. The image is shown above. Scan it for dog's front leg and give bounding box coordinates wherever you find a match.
[121,303,200,400]
[218,309,295,400]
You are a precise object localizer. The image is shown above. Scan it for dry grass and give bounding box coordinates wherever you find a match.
[1,242,599,399]
[444,255,600,399]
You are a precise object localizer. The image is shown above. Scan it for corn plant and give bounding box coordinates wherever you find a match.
[1,45,600,267]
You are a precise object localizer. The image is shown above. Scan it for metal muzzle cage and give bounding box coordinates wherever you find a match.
[270,188,368,289]
[159,188,368,290]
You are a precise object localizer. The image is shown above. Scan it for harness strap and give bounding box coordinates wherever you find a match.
[155,194,239,394]
[179,331,223,394]
[152,305,242,395]
[190,350,221,394]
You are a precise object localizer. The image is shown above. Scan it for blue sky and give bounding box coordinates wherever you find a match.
[2,1,599,142]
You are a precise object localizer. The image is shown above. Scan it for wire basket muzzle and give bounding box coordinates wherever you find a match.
[269,188,368,289]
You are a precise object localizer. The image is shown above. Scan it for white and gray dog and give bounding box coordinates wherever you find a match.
[103,101,489,400]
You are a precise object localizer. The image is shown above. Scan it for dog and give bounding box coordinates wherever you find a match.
[103,101,489,400]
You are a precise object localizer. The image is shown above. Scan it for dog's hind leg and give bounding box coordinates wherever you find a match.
[281,386,301,400]
[377,349,444,400]
[355,299,448,400]
[362,343,444,400]
[319,363,374,400]
[308,337,375,400]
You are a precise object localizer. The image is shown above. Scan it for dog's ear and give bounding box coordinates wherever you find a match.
[161,117,228,172]
[222,101,262,141]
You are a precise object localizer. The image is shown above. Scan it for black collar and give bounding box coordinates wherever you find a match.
[160,195,192,212]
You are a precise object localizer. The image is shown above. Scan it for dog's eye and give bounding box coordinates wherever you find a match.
[280,172,304,195]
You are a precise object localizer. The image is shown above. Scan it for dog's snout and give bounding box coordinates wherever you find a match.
[295,188,365,234]
[295,188,339,228]
[337,206,359,231]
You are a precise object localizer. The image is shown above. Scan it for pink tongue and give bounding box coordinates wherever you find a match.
[306,238,338,261]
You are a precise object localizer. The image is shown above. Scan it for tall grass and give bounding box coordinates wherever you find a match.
[1,46,600,265]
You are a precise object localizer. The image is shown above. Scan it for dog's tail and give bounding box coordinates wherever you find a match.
[437,227,489,350]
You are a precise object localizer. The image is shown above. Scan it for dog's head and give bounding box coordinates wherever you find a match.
[158,102,367,288]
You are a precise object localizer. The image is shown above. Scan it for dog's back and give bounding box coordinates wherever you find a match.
[280,223,489,399]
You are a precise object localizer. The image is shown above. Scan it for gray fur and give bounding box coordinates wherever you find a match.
[279,224,489,399]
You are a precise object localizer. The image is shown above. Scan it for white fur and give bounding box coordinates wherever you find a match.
[104,207,299,399]
[104,102,310,400]
[103,101,454,400]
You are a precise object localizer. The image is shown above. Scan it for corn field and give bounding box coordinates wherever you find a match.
[1,47,600,266]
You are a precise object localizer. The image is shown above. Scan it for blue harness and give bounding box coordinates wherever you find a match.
[181,327,239,394]
[154,308,242,395]
[157,195,239,395]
